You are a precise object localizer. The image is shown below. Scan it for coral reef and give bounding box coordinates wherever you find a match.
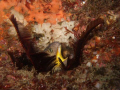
[0,0,120,89]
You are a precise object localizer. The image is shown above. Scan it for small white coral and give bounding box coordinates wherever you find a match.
[33,20,75,49]
[86,62,92,67]
[34,24,43,34]
[66,21,75,31]
[61,21,75,31]
[42,23,51,32]
[95,82,101,89]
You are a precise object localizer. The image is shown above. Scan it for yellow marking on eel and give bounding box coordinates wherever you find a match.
[56,45,68,66]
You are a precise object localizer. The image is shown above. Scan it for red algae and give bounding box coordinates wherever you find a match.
[0,0,68,24]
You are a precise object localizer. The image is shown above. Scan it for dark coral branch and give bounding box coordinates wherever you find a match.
[67,17,104,69]
[76,17,104,64]
[9,15,55,72]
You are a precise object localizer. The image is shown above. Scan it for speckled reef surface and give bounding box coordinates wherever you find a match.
[0,0,120,90]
